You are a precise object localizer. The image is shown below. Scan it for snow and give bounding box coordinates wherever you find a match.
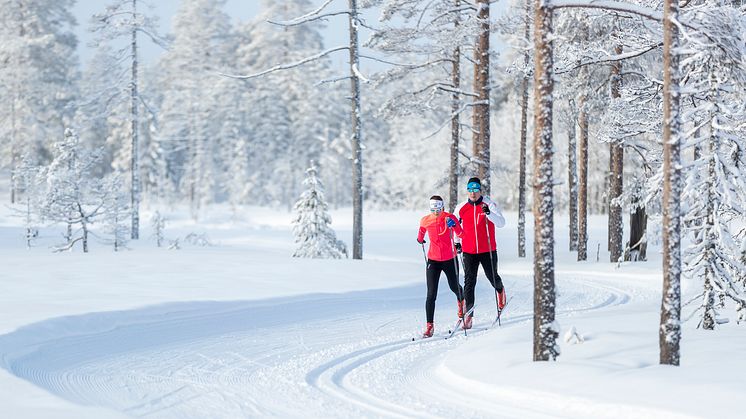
[1,205,745,418]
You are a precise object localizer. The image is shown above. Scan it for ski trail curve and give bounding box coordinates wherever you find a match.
[298,275,635,418]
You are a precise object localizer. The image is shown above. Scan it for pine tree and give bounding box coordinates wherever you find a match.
[532,0,559,362]
[90,0,166,239]
[101,175,131,252]
[11,155,42,248]
[40,129,112,253]
[292,164,348,259]
[680,1,746,330]
[0,0,78,202]
[156,0,231,218]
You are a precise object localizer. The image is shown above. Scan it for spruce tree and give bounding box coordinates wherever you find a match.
[292,164,347,259]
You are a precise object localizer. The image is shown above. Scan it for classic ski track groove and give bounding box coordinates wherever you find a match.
[300,276,633,418]
[0,275,634,418]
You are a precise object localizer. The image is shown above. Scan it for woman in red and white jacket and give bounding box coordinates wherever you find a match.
[417,195,465,338]
[454,177,506,329]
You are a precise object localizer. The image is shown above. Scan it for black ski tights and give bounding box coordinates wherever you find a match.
[462,251,503,316]
[425,258,463,323]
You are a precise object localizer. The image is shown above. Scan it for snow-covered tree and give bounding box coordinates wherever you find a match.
[90,0,166,239]
[156,0,231,218]
[11,155,42,248]
[0,0,79,202]
[292,164,348,259]
[659,0,682,366]
[40,129,112,253]
[680,1,746,330]
[532,0,559,362]
[368,0,477,210]
[101,175,131,252]
[151,210,166,248]
[229,0,368,259]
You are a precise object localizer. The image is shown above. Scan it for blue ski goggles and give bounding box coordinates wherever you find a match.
[466,182,481,193]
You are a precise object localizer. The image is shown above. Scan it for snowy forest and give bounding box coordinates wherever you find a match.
[3,0,746,370]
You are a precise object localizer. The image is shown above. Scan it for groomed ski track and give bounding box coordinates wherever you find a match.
[1,272,647,418]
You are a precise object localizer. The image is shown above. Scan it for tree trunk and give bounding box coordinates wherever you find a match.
[625,197,647,261]
[473,0,491,194]
[608,40,624,262]
[448,0,462,213]
[568,108,578,252]
[660,0,682,366]
[702,82,719,330]
[349,0,363,260]
[702,119,717,330]
[130,0,140,240]
[532,0,558,362]
[577,95,589,261]
[517,0,531,258]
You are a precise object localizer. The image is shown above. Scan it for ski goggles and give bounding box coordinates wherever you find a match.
[429,199,444,211]
[466,182,481,193]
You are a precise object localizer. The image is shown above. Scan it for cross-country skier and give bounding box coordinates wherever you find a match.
[454,177,506,329]
[417,195,465,338]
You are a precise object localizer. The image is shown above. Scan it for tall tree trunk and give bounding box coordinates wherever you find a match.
[130,0,141,239]
[609,40,624,262]
[702,77,720,330]
[517,0,531,258]
[349,0,363,260]
[532,0,558,362]
[660,0,682,366]
[473,0,491,194]
[448,0,462,212]
[568,107,578,251]
[577,94,589,261]
[702,114,717,330]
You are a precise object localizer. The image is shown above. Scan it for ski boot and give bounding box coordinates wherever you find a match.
[497,288,507,310]
[423,322,434,338]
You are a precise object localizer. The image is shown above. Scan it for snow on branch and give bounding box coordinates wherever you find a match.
[359,54,452,69]
[421,101,482,141]
[220,46,349,80]
[551,0,664,21]
[352,64,370,83]
[267,0,349,27]
[268,10,351,27]
[556,42,663,74]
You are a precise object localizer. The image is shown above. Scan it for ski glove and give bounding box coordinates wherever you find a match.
[481,203,490,215]
[454,243,462,254]
[446,218,457,228]
[418,238,426,244]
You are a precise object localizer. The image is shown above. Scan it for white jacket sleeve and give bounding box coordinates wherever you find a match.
[484,197,506,228]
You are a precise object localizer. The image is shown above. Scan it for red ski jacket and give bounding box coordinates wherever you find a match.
[417,212,463,261]
[455,196,505,254]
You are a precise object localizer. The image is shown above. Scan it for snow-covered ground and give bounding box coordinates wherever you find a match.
[1,205,744,418]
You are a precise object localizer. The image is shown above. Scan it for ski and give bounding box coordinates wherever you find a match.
[445,306,475,340]
[490,296,513,328]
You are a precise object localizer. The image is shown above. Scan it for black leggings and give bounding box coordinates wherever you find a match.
[426,258,464,323]
[463,251,503,316]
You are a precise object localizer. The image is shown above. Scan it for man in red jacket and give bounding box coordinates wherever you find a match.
[455,177,506,329]
[417,195,465,338]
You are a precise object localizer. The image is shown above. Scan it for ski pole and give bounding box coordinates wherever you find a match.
[484,207,500,315]
[450,231,464,309]
[450,230,467,336]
